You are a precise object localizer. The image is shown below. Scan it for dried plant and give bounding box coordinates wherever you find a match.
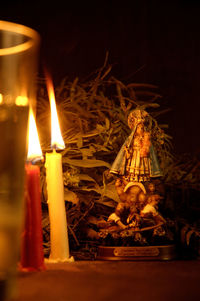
[36,56,200,258]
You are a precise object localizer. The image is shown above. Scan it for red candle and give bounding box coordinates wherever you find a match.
[19,163,45,271]
[19,107,45,271]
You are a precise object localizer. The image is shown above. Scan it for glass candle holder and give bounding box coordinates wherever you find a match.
[0,20,40,300]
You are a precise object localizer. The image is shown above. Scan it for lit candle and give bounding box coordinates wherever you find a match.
[19,107,45,271]
[45,77,72,262]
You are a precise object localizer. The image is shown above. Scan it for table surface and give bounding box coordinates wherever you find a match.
[13,260,200,301]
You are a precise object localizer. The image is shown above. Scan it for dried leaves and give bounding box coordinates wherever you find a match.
[37,60,200,208]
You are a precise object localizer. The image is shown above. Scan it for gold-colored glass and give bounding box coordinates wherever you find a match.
[0,20,40,300]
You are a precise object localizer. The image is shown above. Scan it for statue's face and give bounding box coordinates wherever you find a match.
[135,123,144,135]
[116,185,124,195]
[126,186,141,204]
[138,192,146,204]
[148,183,155,192]
[151,198,158,206]
[128,109,148,129]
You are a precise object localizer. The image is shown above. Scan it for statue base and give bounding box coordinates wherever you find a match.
[96,244,176,261]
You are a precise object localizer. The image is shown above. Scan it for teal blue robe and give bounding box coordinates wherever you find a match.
[110,129,163,178]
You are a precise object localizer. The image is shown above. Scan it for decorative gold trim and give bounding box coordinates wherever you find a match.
[97,245,176,261]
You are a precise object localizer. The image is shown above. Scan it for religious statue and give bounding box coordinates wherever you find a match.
[110,108,162,182]
[97,109,176,260]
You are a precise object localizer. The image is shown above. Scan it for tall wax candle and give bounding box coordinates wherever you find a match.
[45,150,70,261]
[19,107,45,271]
[45,73,72,262]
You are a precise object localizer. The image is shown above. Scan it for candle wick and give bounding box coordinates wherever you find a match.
[52,146,57,154]
[26,157,43,165]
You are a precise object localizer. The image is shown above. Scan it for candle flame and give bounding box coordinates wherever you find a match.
[27,107,43,161]
[46,75,65,150]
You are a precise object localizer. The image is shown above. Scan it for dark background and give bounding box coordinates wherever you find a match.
[1,0,200,155]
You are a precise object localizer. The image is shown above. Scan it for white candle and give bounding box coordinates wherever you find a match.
[45,74,73,262]
[45,150,70,261]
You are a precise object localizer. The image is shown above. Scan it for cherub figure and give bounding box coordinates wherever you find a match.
[114,177,128,202]
[126,184,147,229]
[107,202,130,230]
[107,182,146,230]
[146,182,156,196]
[140,194,165,224]
[110,109,162,182]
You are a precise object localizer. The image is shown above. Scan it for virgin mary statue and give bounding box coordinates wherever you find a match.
[110,109,163,182]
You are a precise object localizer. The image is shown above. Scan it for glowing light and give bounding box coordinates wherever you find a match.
[0,94,3,104]
[27,107,43,161]
[15,96,28,106]
[46,76,65,150]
